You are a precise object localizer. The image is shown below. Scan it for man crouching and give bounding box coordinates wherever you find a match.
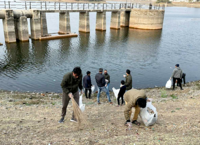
[124,89,148,126]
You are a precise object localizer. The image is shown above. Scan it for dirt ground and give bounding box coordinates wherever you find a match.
[0,81,200,145]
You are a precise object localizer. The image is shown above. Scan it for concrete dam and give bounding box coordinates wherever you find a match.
[0,1,165,43]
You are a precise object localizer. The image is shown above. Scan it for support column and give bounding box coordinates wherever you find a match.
[120,11,130,27]
[2,10,16,43]
[79,11,90,33]
[40,12,48,36]
[96,12,106,31]
[30,10,41,40]
[59,12,71,34]
[110,11,120,30]
[14,16,29,41]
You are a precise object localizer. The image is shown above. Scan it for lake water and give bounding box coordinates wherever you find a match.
[0,7,200,93]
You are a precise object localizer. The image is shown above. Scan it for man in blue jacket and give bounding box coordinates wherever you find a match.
[83,71,92,99]
[95,68,112,105]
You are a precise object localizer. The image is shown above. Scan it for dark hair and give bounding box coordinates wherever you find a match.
[121,80,125,85]
[136,98,146,108]
[87,71,91,75]
[126,69,130,74]
[175,64,179,67]
[73,67,82,76]
[99,68,103,72]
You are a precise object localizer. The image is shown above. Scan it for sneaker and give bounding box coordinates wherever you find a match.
[70,119,77,123]
[58,117,64,123]
[98,102,101,105]
[109,102,113,105]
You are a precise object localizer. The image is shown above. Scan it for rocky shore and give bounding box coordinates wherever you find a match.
[0,80,200,144]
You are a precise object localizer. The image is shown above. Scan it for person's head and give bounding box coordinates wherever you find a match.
[121,80,125,85]
[136,98,147,108]
[99,68,103,74]
[126,69,130,75]
[72,67,82,79]
[104,69,107,74]
[87,71,91,76]
[175,64,179,68]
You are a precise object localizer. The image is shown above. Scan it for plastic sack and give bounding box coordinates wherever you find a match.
[165,79,172,88]
[139,101,157,126]
[112,87,120,99]
[79,94,85,112]
[91,85,95,94]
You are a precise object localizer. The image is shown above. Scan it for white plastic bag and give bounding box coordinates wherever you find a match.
[112,87,120,99]
[79,94,85,112]
[91,85,95,94]
[165,79,172,88]
[139,101,157,126]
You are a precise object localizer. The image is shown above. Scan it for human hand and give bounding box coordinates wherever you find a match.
[105,84,107,87]
[123,75,126,78]
[68,93,73,98]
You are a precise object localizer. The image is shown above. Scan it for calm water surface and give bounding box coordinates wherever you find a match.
[0,7,200,92]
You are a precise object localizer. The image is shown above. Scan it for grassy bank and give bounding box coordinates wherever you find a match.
[0,80,200,144]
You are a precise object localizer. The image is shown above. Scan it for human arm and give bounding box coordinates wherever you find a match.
[170,69,176,79]
[124,76,131,87]
[79,75,83,93]
[60,75,70,94]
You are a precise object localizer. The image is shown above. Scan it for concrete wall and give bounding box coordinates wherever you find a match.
[120,11,130,27]
[3,10,16,43]
[14,16,29,41]
[59,12,70,34]
[79,12,90,33]
[96,12,106,31]
[110,11,120,30]
[129,9,165,30]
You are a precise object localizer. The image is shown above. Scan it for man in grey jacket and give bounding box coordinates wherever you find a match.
[170,64,183,90]
[95,68,112,104]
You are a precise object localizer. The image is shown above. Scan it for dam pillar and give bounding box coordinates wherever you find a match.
[30,10,41,40]
[59,12,71,34]
[120,11,130,27]
[110,11,120,30]
[96,12,106,31]
[14,16,29,41]
[129,9,165,30]
[40,12,48,36]
[2,10,16,43]
[79,11,90,33]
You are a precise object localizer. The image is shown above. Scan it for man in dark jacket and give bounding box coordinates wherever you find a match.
[83,71,92,99]
[59,67,83,123]
[124,69,132,91]
[95,68,112,104]
[104,69,110,91]
[170,64,183,90]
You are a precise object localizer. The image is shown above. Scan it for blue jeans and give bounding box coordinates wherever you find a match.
[97,86,111,103]
[106,83,110,91]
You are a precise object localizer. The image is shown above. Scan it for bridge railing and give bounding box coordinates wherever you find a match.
[0,1,165,10]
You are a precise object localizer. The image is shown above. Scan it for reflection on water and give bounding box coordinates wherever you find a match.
[0,7,200,92]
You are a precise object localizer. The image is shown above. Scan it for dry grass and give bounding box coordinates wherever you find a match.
[0,82,200,144]
[71,97,89,128]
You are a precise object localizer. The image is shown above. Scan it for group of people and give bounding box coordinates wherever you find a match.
[59,64,185,126]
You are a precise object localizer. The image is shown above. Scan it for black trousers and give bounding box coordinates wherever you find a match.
[85,88,91,98]
[117,96,124,105]
[173,78,183,90]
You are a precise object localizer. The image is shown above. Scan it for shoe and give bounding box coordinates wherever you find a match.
[181,89,184,90]
[58,117,64,123]
[98,102,101,105]
[70,119,77,123]
[109,102,113,105]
